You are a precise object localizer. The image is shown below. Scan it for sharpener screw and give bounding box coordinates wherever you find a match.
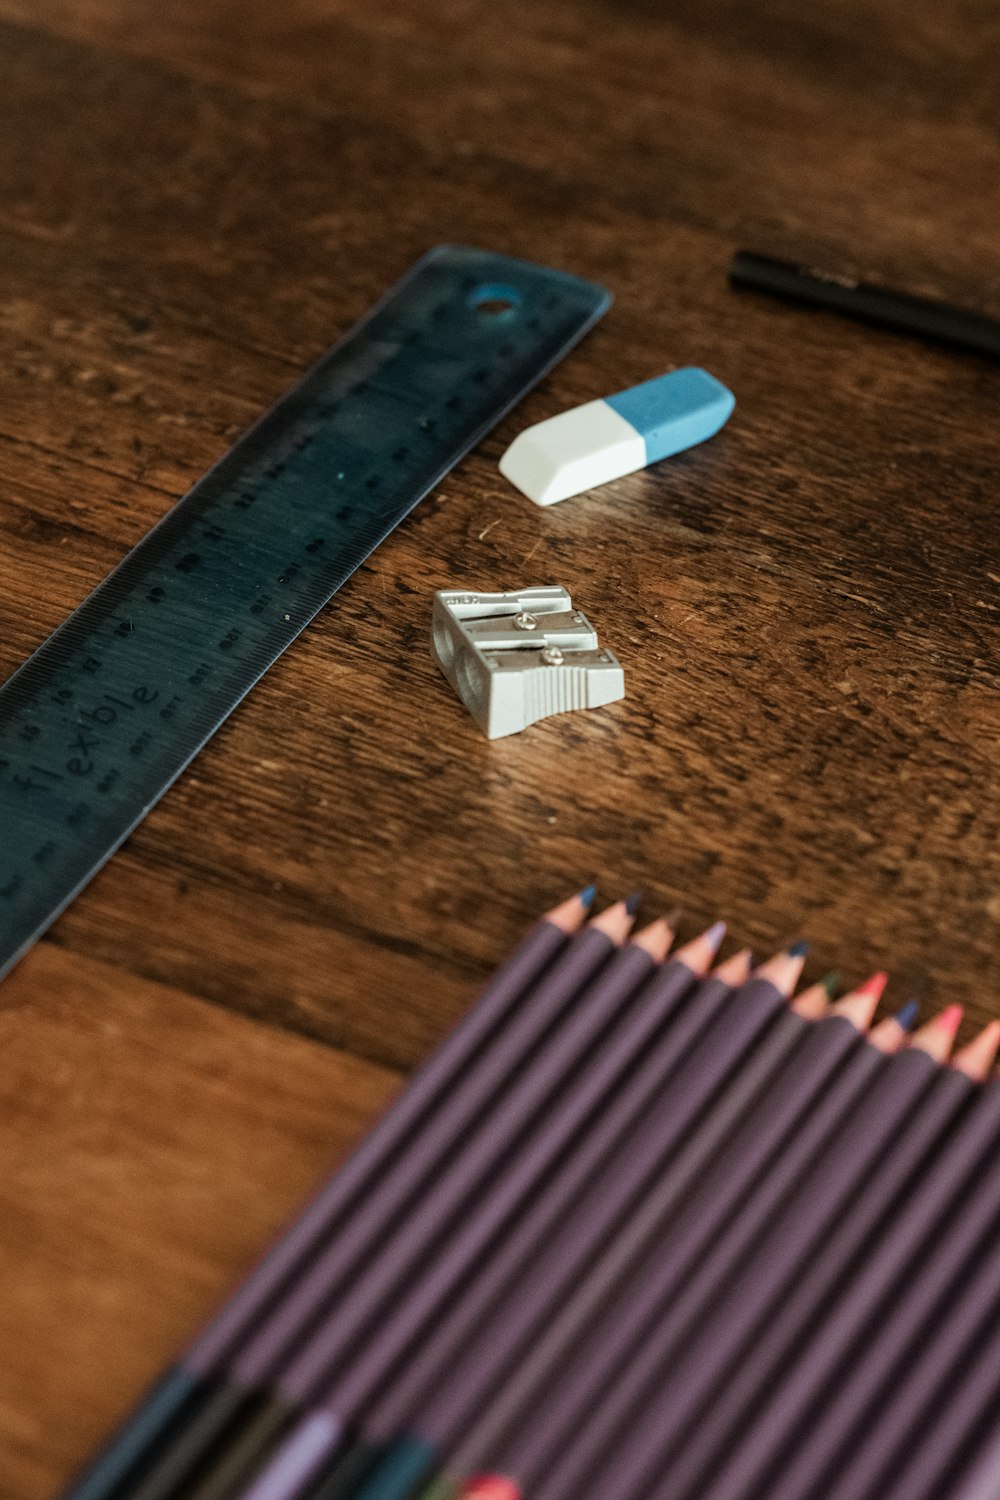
[514,612,539,630]
[541,646,565,665]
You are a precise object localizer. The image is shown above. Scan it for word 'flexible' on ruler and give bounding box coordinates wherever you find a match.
[0,245,610,978]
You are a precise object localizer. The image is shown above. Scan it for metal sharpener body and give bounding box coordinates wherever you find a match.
[431,587,625,739]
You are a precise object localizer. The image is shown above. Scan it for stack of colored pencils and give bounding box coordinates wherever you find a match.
[64,889,1000,1500]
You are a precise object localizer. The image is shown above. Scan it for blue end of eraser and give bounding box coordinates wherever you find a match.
[605,367,735,465]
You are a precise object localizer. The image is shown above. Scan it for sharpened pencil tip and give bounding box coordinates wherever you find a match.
[939,1003,964,1036]
[954,1020,1000,1082]
[791,979,832,1020]
[706,919,727,953]
[895,999,920,1032]
[821,972,841,999]
[755,945,808,996]
[631,917,675,962]
[857,971,889,1000]
[910,1003,964,1063]
[579,883,597,909]
[787,940,810,958]
[624,890,643,916]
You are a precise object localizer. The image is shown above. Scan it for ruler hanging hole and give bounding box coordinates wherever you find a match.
[468,283,522,320]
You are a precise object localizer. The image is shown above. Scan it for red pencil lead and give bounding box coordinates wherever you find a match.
[829,980,885,1033]
[460,1479,522,1500]
[909,1003,964,1063]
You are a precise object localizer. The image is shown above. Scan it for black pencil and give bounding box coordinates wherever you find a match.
[729,249,1000,361]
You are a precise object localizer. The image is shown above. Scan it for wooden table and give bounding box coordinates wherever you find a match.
[1,3,998,1495]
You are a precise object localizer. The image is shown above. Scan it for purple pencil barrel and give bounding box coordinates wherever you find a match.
[269,942,659,1402]
[361,960,739,1445]
[478,1008,864,1490]
[238,956,720,1500]
[548,1047,938,1500]
[449,1004,818,1482]
[172,927,648,1500]
[313,960,703,1417]
[54,907,578,1500]
[647,1064,974,1500]
[228,924,620,1389]
[819,1204,1000,1500]
[412,974,791,1453]
[188,913,574,1375]
[950,1414,1000,1500]
[859,1286,1000,1500]
[752,1079,1000,1500]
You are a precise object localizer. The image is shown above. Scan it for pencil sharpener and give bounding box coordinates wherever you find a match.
[431,587,625,739]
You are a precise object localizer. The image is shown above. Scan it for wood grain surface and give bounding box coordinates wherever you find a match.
[1,3,998,1495]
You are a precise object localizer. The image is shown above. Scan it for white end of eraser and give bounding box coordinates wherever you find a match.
[498,368,735,507]
[498,399,646,507]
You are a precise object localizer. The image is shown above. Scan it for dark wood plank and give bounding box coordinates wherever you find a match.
[0,4,999,1494]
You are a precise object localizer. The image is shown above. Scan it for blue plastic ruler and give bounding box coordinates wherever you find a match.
[0,246,610,977]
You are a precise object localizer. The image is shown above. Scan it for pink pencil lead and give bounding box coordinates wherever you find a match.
[953,1020,1000,1082]
[910,1003,964,1063]
[854,971,889,1002]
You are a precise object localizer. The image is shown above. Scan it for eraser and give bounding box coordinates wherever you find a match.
[498,367,735,506]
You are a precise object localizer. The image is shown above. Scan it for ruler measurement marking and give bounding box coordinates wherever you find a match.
[0,249,610,972]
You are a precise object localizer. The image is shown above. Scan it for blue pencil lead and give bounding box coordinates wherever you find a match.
[895,999,921,1032]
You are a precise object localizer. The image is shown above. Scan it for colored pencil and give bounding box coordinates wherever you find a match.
[435,972,863,1490]
[124,896,630,1500]
[752,1054,1000,1500]
[57,884,1000,1500]
[324,949,808,1500]
[948,1409,1000,1500]
[643,1015,987,1500]
[821,1189,1000,1500]
[178,909,681,1500]
[59,888,595,1500]
[729,249,1000,362]
[229,925,729,1500]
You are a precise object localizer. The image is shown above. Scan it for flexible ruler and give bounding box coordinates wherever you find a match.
[0,246,610,977]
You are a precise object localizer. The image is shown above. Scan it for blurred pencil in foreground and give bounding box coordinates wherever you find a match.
[54,885,1000,1500]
